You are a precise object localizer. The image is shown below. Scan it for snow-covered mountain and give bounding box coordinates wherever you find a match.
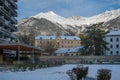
[17,9,120,36]
[32,9,120,25]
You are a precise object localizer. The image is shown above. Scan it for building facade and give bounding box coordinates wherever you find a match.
[105,30,120,55]
[35,35,81,49]
[0,0,17,43]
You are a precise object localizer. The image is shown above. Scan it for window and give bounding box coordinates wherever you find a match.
[110,51,113,55]
[110,38,113,42]
[40,37,42,40]
[110,45,113,48]
[116,44,119,48]
[76,54,79,56]
[116,51,119,55]
[116,38,119,42]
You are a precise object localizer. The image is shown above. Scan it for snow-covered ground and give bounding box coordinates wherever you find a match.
[0,64,120,80]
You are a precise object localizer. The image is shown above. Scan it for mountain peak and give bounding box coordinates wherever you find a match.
[33,11,58,18]
[47,11,56,15]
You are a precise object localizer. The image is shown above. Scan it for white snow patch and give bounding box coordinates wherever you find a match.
[0,64,120,80]
[32,9,120,26]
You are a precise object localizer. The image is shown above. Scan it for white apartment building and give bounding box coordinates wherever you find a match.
[0,0,18,43]
[105,30,120,55]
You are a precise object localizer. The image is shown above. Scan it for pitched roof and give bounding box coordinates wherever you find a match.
[54,46,82,54]
[106,30,120,36]
[60,36,80,40]
[35,35,80,40]
[35,35,56,40]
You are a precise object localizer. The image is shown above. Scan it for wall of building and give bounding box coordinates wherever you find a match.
[55,52,80,56]
[35,36,81,48]
[39,56,120,64]
[0,54,3,64]
[106,35,120,55]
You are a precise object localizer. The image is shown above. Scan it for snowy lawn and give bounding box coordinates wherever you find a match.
[0,64,120,80]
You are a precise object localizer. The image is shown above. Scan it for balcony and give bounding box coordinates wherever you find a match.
[8,23,17,32]
[0,0,4,4]
[10,9,17,17]
[10,0,17,9]
[0,27,17,43]
[0,27,11,36]
[11,33,17,39]
[4,0,9,7]
[0,38,6,41]
[11,17,17,24]
[13,0,17,2]
[0,6,11,20]
[0,16,5,24]
[4,20,17,32]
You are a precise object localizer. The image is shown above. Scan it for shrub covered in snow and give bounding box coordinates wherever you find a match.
[97,69,112,80]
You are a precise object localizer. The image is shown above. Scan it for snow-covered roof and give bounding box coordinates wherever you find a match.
[35,35,80,40]
[60,36,80,40]
[106,30,120,36]
[35,35,56,40]
[54,46,82,54]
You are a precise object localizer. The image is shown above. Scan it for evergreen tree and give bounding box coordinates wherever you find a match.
[80,23,109,55]
[43,41,57,56]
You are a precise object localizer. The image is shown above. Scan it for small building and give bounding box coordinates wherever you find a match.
[54,46,82,56]
[105,30,120,55]
[0,43,41,64]
[35,35,81,48]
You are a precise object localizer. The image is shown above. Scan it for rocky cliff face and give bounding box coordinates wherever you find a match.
[104,16,120,30]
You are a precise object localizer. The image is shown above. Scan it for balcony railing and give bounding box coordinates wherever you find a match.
[13,0,17,2]
[4,0,9,7]
[10,33,17,39]
[0,27,11,36]
[11,17,17,24]
[11,10,17,17]
[0,16,5,23]
[8,23,17,31]
[0,27,16,39]
[10,0,17,9]
[0,0,4,3]
[0,6,11,19]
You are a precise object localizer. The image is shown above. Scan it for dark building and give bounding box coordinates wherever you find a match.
[0,0,17,43]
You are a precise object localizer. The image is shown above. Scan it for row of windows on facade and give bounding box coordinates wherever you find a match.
[110,51,119,55]
[60,45,79,48]
[39,45,79,48]
[110,38,119,42]
[57,53,80,56]
[39,37,78,40]
[110,44,119,48]
[37,41,80,44]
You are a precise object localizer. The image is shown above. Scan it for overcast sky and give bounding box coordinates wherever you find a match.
[17,0,120,20]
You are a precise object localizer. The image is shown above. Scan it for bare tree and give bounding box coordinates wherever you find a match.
[43,41,57,56]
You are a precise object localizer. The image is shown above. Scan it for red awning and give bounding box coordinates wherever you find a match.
[0,43,41,54]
